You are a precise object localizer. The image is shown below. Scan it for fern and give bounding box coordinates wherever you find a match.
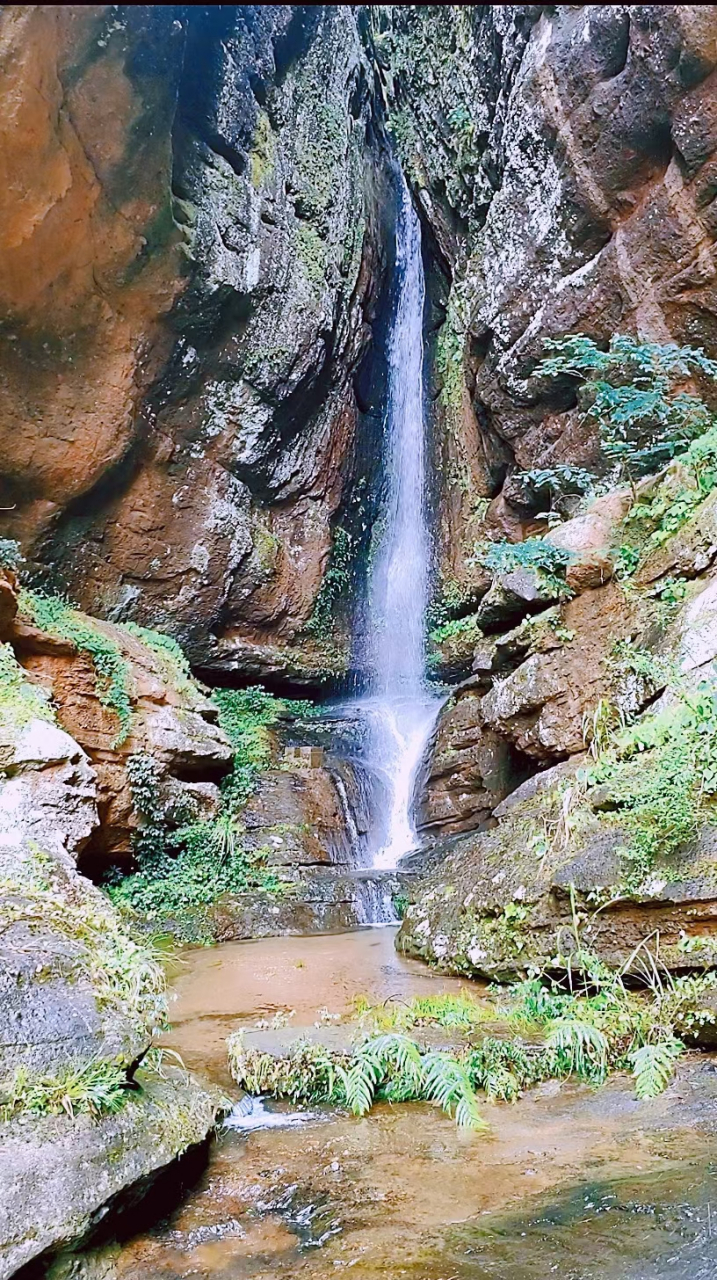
[629,1041,682,1099]
[421,1052,487,1130]
[546,1017,608,1081]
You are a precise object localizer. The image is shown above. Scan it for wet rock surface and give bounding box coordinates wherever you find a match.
[382,5,717,597]
[0,6,389,688]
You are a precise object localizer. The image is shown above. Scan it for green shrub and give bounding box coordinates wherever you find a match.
[429,614,482,646]
[538,334,717,480]
[0,538,22,570]
[476,537,573,596]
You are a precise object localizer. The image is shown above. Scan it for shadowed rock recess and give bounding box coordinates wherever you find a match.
[6,3,717,1276]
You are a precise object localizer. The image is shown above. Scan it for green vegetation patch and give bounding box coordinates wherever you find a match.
[0,642,55,731]
[296,223,328,290]
[121,620,195,695]
[303,526,353,644]
[20,590,133,746]
[475,537,574,598]
[3,852,166,1033]
[228,1031,486,1129]
[538,334,717,481]
[108,687,317,931]
[585,676,717,892]
[0,1060,130,1123]
[250,956,717,1131]
[429,613,482,647]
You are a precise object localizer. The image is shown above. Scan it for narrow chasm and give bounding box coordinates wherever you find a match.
[4,5,717,1279]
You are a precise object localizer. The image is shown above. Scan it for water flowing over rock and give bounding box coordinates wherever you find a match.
[355,174,442,868]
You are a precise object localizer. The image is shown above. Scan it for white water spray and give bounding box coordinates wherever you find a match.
[361,175,442,870]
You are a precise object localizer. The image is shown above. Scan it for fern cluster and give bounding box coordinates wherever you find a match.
[228,1032,487,1129]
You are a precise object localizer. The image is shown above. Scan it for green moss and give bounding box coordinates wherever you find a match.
[303,526,353,642]
[250,110,275,189]
[296,222,328,290]
[20,591,133,746]
[436,295,466,413]
[0,643,55,731]
[294,96,345,220]
[120,620,194,695]
[3,853,166,1031]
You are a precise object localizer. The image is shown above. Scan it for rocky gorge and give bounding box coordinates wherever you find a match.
[5,4,717,1278]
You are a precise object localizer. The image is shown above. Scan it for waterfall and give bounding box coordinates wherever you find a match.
[358,173,442,870]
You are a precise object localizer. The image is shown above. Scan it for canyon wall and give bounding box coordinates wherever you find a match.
[0,4,390,689]
[381,4,717,602]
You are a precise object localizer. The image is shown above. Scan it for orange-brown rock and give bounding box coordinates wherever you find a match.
[417,682,528,838]
[13,611,232,863]
[0,6,388,687]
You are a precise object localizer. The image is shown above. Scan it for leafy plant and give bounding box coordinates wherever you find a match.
[515,464,595,507]
[538,334,717,481]
[0,1060,130,1122]
[109,686,315,929]
[19,590,133,746]
[545,1017,608,1082]
[629,1040,681,1099]
[475,537,574,597]
[585,675,717,890]
[0,538,22,570]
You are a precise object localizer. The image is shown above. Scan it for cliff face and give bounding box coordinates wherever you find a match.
[381,5,717,601]
[8,6,717,676]
[0,5,388,688]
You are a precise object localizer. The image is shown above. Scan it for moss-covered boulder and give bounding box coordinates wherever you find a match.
[0,649,222,1276]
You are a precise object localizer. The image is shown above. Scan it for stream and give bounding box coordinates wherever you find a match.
[87,928,717,1279]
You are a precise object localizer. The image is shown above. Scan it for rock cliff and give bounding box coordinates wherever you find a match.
[380,5,717,604]
[0,5,389,689]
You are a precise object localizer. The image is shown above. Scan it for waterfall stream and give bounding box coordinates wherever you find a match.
[358,174,442,870]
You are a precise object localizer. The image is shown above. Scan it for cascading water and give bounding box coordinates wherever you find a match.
[357,173,443,870]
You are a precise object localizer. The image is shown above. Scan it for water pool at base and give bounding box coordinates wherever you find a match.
[83,929,717,1280]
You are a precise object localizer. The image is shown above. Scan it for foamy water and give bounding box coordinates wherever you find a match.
[359,174,442,869]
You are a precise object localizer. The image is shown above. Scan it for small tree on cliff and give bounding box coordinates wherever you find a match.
[536,334,717,488]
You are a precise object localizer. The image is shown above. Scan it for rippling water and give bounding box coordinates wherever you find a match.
[73,929,717,1280]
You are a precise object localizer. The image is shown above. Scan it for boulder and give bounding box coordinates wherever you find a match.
[479,583,646,761]
[14,604,233,865]
[0,665,221,1275]
[417,686,528,837]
